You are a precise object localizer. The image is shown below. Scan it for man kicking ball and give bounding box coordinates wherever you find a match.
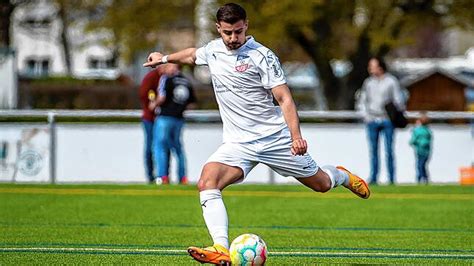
[144,3,370,265]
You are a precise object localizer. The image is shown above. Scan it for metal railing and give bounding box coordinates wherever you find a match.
[1,109,473,120]
[1,109,473,183]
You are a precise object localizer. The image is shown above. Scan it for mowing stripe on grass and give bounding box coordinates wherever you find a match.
[0,187,472,200]
[0,247,472,260]
[0,222,471,233]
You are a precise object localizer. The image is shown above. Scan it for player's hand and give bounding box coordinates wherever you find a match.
[143,52,164,68]
[291,138,307,156]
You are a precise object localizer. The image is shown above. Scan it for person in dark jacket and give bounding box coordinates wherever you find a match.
[151,63,197,185]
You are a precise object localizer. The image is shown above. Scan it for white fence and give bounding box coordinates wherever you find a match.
[0,110,473,185]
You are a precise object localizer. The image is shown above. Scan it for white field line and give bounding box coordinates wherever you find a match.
[0,247,473,259]
[270,250,474,258]
[0,247,183,254]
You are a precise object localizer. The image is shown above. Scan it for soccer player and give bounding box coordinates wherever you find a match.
[144,3,370,265]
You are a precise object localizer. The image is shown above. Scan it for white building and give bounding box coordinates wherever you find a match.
[11,0,120,79]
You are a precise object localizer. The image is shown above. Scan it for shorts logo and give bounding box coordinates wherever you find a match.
[235,54,250,72]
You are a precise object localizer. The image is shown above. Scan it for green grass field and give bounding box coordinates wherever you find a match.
[0,183,473,264]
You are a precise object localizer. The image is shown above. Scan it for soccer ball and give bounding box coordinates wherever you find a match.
[229,233,267,265]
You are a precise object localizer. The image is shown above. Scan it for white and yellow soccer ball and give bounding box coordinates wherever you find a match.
[229,233,268,265]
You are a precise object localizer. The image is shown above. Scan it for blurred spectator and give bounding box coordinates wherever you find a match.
[357,57,405,185]
[152,64,197,185]
[410,112,432,184]
[139,67,164,184]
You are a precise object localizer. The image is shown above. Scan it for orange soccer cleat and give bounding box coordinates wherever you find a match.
[337,166,371,199]
[187,244,231,265]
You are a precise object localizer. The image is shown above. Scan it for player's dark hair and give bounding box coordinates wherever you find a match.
[370,56,387,73]
[216,3,246,24]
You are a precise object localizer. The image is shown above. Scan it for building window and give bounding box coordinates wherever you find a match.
[88,57,116,69]
[25,58,50,77]
[22,18,52,29]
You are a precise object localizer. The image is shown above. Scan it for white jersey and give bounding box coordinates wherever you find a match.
[195,36,287,143]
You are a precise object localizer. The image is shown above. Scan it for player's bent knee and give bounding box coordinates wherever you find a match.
[310,180,331,193]
[197,177,213,191]
[318,180,332,193]
[298,172,332,193]
[307,183,330,193]
[197,175,221,191]
[316,169,332,193]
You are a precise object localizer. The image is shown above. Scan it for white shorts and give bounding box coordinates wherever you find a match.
[206,127,319,178]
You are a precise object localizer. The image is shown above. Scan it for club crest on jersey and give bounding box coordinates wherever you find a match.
[235,54,250,72]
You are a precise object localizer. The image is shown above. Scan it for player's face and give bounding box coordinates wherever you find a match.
[368,59,383,77]
[216,20,248,50]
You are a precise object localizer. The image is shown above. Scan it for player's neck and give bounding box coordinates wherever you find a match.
[224,36,251,51]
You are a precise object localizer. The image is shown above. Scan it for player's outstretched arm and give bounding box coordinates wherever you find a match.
[272,84,307,156]
[143,48,197,67]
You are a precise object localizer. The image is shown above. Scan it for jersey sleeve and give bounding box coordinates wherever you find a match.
[158,75,168,97]
[356,80,368,113]
[195,45,209,66]
[256,49,287,90]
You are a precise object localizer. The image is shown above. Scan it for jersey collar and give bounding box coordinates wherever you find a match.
[218,36,255,55]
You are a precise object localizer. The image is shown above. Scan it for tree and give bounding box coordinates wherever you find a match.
[0,1,14,48]
[55,0,76,75]
[1,0,83,75]
[0,0,32,49]
[54,0,107,76]
[238,0,474,109]
[81,0,195,63]
[78,0,473,109]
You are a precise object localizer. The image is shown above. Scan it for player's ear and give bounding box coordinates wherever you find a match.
[216,22,221,33]
[242,20,248,34]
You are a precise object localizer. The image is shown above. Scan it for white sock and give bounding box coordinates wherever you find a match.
[322,165,349,188]
[200,189,229,249]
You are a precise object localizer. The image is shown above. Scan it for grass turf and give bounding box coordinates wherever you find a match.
[0,183,472,264]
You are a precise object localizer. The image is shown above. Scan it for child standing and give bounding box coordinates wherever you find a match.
[409,113,432,184]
